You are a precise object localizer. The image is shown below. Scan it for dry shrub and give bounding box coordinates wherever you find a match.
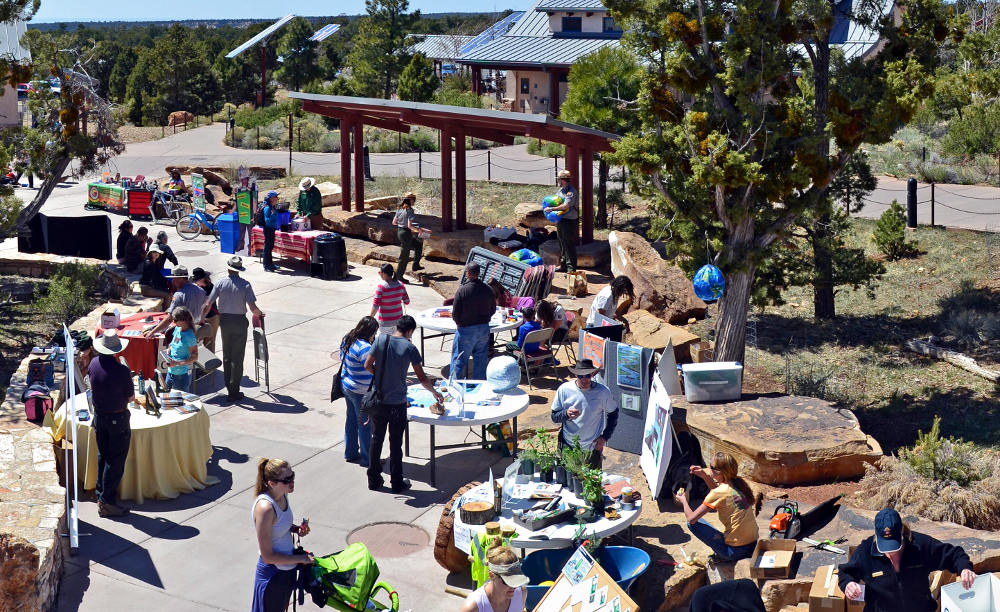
[853,454,1000,531]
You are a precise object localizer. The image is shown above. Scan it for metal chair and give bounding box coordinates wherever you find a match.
[512,327,555,389]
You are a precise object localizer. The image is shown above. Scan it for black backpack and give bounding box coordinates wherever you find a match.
[253,205,265,227]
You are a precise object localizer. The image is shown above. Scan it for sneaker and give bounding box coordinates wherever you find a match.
[98,501,130,518]
[368,479,384,491]
[391,479,412,493]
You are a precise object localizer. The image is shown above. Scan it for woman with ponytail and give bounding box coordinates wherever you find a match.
[460,542,528,612]
[251,458,313,612]
[340,316,379,467]
[675,452,761,562]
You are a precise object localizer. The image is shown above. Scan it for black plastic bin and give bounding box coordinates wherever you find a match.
[311,233,348,280]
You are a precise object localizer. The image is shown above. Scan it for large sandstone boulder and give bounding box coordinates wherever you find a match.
[539,238,610,269]
[609,231,707,324]
[623,309,699,364]
[671,394,884,485]
[365,196,399,211]
[315,181,343,207]
[167,110,193,126]
[515,202,550,229]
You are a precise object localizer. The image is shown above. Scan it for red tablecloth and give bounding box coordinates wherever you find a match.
[96,312,169,379]
[249,228,327,263]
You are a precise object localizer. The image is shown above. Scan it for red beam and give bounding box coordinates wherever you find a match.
[456,131,466,230]
[340,117,352,211]
[441,131,453,232]
[353,122,364,212]
[580,147,594,244]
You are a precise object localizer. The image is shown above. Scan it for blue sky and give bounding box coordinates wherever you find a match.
[33,0,530,22]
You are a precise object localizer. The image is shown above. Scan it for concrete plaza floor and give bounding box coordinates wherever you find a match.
[30,223,510,611]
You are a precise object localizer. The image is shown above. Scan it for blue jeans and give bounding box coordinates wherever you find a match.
[688,519,756,561]
[165,371,191,392]
[343,388,372,467]
[451,323,491,380]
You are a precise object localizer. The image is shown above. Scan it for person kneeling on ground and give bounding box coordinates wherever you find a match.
[838,508,975,611]
[675,452,761,562]
[505,307,540,353]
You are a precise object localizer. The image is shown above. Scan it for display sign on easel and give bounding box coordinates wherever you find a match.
[640,362,674,498]
[191,173,206,211]
[533,546,639,612]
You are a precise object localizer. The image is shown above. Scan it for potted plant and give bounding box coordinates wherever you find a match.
[537,451,556,483]
[581,467,606,516]
[517,446,537,478]
[561,435,590,496]
[553,455,568,487]
[525,428,558,482]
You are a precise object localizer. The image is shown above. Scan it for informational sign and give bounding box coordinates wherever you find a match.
[191,173,206,211]
[580,330,606,368]
[534,545,638,612]
[236,190,253,225]
[595,339,654,454]
[640,373,673,498]
[616,344,642,389]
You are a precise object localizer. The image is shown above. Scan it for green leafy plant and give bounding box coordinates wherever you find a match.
[526,428,558,471]
[37,262,99,325]
[900,416,990,487]
[561,435,591,478]
[872,200,917,261]
[581,467,604,505]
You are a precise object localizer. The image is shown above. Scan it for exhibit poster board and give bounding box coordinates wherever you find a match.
[640,373,673,498]
[236,190,253,225]
[533,546,638,612]
[191,173,206,211]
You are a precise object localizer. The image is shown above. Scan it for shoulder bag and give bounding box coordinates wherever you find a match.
[330,345,346,402]
[361,334,391,419]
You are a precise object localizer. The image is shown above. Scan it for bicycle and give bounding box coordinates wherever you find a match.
[153,190,193,224]
[176,208,220,241]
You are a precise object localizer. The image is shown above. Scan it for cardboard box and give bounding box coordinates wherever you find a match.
[810,565,846,612]
[941,573,1000,612]
[750,538,796,579]
[100,307,120,329]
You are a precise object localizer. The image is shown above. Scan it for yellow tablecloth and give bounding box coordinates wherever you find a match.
[45,394,219,504]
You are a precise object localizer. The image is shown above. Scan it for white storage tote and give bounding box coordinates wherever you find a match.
[941,573,1000,612]
[681,361,743,402]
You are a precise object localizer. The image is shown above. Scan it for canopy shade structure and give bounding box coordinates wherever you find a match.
[290,92,619,243]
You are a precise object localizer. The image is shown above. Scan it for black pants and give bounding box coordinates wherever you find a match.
[95,412,131,505]
[558,432,603,470]
[367,403,407,489]
[263,226,276,268]
[556,217,579,272]
[394,228,422,280]
[219,313,249,396]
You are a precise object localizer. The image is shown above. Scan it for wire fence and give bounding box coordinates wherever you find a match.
[855,179,1000,229]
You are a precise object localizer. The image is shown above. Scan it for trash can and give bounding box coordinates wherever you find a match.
[218,212,239,254]
[311,233,348,280]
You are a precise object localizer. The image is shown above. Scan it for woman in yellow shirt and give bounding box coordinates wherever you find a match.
[675,452,761,561]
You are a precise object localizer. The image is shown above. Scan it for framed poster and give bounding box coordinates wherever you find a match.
[616,343,642,389]
[191,173,206,211]
[581,330,606,367]
[640,373,673,498]
[236,190,253,224]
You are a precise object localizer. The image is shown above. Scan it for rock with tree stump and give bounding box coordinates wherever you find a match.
[609,231,706,324]
[671,394,883,485]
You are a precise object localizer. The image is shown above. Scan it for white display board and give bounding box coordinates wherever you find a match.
[640,371,673,498]
[63,324,80,553]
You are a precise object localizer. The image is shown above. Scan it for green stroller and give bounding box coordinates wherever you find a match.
[301,542,400,611]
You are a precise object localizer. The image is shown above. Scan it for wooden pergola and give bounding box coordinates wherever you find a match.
[288,93,618,244]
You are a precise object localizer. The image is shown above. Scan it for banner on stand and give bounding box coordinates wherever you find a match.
[191,173,206,211]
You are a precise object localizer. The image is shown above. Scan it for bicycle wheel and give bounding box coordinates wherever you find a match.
[176,214,203,240]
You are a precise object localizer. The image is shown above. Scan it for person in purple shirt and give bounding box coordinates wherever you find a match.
[88,331,135,518]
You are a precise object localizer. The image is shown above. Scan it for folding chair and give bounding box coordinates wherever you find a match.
[512,327,555,390]
[191,346,221,394]
[551,308,584,365]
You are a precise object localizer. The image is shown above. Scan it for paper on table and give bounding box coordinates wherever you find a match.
[536,579,573,612]
[453,524,471,555]
[757,553,776,568]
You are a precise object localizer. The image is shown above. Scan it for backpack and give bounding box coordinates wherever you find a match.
[301,543,399,612]
[27,357,54,387]
[253,205,265,227]
[22,383,53,421]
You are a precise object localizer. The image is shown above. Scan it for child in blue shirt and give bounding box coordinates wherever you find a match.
[165,306,198,392]
[507,306,541,353]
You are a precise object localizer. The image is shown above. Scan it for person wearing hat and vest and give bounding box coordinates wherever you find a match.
[89,330,135,518]
[545,169,580,272]
[203,256,265,402]
[838,508,975,611]
[550,359,617,469]
[460,542,528,612]
[297,177,324,230]
[392,192,425,281]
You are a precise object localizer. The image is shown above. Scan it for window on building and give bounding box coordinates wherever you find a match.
[603,16,620,32]
[561,17,582,32]
[520,77,530,94]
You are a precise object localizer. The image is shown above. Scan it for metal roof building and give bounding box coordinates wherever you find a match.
[410,34,474,62]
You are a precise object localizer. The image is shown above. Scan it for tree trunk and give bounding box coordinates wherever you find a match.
[812,213,836,319]
[714,264,755,363]
[597,158,608,229]
[1,155,72,243]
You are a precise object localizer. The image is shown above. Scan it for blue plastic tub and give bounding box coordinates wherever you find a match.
[218,212,239,254]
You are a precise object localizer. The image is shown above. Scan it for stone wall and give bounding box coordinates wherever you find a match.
[0,252,106,278]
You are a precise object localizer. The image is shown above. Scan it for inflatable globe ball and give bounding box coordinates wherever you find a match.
[486,356,521,393]
[542,194,565,223]
[693,264,725,301]
[509,248,543,267]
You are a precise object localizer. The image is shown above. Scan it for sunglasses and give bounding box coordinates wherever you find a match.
[576,373,593,379]
[274,471,295,484]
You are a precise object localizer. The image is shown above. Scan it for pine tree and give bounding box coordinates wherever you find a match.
[146,24,223,117]
[347,0,420,98]
[397,52,438,102]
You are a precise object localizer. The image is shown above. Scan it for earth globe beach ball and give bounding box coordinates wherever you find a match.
[542,194,565,223]
[693,264,725,301]
[486,356,521,393]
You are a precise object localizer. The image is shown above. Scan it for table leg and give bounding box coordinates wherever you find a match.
[405,420,410,457]
[481,424,487,450]
[420,328,425,363]
[512,416,518,456]
[430,424,437,488]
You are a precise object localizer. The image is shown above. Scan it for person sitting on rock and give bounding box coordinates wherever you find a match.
[675,452,762,562]
[167,169,185,191]
[838,508,975,612]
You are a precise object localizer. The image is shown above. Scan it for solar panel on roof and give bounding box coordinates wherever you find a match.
[310,23,341,42]
[459,11,525,55]
[226,14,296,59]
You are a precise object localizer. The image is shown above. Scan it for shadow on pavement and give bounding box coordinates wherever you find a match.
[240,392,308,414]
[70,518,184,588]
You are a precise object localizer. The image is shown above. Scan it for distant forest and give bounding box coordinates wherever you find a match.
[27,13,497,31]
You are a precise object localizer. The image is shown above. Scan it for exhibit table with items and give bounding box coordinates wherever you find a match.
[450,476,642,552]
[45,392,218,503]
[413,306,524,359]
[96,312,169,379]
[86,182,126,212]
[405,380,529,487]
[249,227,328,263]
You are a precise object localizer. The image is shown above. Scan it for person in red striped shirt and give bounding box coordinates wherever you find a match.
[371,263,410,336]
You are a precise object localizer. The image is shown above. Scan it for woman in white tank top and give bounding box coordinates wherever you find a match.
[460,544,529,612]
[251,458,313,612]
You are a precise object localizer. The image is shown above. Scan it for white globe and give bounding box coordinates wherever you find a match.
[486,356,520,393]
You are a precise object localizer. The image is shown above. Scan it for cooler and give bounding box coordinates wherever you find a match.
[311,233,348,280]
[681,361,743,402]
[127,189,155,219]
[276,211,291,230]
[218,212,239,254]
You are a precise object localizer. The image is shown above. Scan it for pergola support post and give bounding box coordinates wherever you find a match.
[580,147,593,244]
[565,146,579,245]
[353,121,364,212]
[456,130,467,230]
[340,117,352,211]
[441,130,453,232]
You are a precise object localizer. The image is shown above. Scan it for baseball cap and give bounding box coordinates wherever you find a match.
[874,508,903,553]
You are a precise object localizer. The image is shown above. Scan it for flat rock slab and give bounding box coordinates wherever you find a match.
[671,394,883,485]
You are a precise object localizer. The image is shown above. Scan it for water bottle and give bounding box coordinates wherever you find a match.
[137,374,145,397]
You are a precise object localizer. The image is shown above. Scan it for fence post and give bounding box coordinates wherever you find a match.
[288,113,293,176]
[487,150,491,182]
[161,125,164,138]
[418,151,422,179]
[622,166,626,193]
[297,126,302,152]
[930,182,935,228]
[173,123,176,134]
[257,126,260,149]
[922,146,926,162]
[554,156,558,186]
[906,177,917,229]
[845,183,851,215]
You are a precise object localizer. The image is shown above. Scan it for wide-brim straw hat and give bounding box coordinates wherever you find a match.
[226,256,246,272]
[299,177,315,190]
[557,170,572,180]
[94,330,129,355]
